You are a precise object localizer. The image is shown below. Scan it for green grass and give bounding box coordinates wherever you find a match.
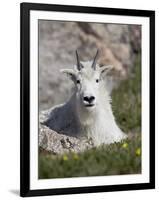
[112,55,141,133]
[39,135,141,179]
[39,55,141,179]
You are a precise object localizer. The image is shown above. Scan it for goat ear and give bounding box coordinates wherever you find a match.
[60,69,76,81]
[100,65,113,75]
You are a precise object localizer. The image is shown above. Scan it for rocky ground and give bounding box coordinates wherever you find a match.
[39,109,94,154]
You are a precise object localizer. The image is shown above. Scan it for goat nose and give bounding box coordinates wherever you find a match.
[83,96,95,103]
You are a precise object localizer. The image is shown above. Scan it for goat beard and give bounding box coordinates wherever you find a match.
[75,101,98,126]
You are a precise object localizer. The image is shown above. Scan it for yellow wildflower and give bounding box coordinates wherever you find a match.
[122,142,128,148]
[73,153,79,160]
[135,148,141,156]
[63,155,68,161]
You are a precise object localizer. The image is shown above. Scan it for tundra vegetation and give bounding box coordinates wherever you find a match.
[39,54,141,179]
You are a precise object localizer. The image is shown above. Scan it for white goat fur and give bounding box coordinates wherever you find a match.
[44,61,127,146]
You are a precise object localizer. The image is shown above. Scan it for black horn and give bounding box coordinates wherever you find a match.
[92,49,99,70]
[76,50,83,71]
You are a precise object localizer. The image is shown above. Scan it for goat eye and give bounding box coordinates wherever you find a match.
[96,79,99,83]
[76,80,80,84]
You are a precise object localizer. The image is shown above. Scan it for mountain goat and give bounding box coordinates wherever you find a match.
[44,50,127,146]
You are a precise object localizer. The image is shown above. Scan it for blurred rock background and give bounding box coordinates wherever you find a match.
[39,20,141,111]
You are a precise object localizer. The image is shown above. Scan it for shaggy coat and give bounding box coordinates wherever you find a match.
[44,58,126,146]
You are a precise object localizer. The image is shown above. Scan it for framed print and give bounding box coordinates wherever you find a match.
[20,2,155,197]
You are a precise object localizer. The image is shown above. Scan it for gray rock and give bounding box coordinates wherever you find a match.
[39,110,94,154]
[39,20,141,111]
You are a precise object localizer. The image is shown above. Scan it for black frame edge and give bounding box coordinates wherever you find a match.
[20,3,30,197]
[21,2,155,17]
[22,183,155,197]
[149,11,155,188]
